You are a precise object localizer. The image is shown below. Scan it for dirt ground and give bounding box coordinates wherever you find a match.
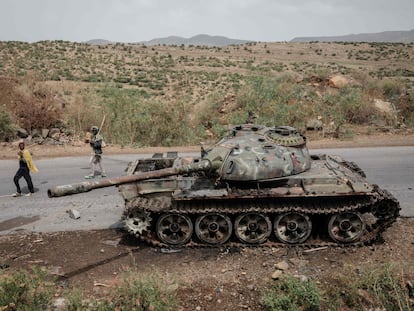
[1,130,414,310]
[0,219,413,310]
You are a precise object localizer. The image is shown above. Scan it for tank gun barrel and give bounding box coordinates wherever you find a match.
[47,160,212,198]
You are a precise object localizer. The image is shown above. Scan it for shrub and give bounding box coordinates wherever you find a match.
[232,75,314,129]
[0,74,63,132]
[317,87,378,126]
[0,108,16,141]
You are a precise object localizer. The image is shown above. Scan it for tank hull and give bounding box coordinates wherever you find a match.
[120,154,400,247]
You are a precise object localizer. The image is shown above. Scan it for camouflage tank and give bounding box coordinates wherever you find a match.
[48,124,400,247]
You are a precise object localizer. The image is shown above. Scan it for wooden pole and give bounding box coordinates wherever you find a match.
[97,115,106,136]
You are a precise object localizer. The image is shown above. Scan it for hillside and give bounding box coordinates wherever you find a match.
[0,40,413,147]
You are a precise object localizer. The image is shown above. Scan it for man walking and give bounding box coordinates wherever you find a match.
[85,126,106,179]
[13,140,38,197]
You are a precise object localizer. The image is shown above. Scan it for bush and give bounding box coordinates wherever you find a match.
[91,85,201,146]
[0,74,63,132]
[317,87,378,126]
[0,108,16,141]
[232,75,314,129]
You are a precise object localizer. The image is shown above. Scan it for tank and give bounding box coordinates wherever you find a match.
[48,124,400,247]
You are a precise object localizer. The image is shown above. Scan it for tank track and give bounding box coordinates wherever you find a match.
[122,184,400,249]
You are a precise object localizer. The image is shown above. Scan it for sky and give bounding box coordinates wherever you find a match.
[1,0,413,43]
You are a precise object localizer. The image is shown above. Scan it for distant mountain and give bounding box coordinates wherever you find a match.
[85,35,252,46]
[291,29,414,43]
[141,34,252,47]
[85,39,113,45]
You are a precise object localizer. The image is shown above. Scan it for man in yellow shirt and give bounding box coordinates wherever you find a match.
[13,140,38,197]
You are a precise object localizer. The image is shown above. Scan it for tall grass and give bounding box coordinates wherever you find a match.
[261,275,322,311]
[261,263,413,311]
[327,263,413,311]
[1,268,179,311]
[0,267,55,310]
[66,272,179,311]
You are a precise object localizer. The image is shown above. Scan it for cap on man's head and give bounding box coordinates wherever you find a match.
[18,139,25,146]
[91,126,99,132]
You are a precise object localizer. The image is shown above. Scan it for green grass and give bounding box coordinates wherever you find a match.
[261,275,322,311]
[66,272,179,311]
[0,267,55,311]
[260,263,413,311]
[1,268,179,311]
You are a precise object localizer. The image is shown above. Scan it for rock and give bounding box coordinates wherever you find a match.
[42,129,50,138]
[274,260,289,271]
[58,134,70,144]
[16,128,28,138]
[49,128,61,140]
[271,270,283,280]
[289,258,309,267]
[306,118,323,131]
[31,129,42,138]
[52,297,67,311]
[67,209,80,219]
[329,75,348,88]
[373,99,395,115]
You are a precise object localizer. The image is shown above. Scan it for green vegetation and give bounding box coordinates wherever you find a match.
[0,107,15,141]
[261,275,322,311]
[261,263,413,311]
[0,40,413,144]
[0,267,55,310]
[0,269,179,311]
[2,263,412,310]
[65,273,179,311]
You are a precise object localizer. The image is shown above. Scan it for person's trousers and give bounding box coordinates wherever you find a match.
[14,167,34,193]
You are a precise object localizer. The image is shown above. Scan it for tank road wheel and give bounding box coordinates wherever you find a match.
[234,213,272,244]
[156,214,193,245]
[328,212,366,243]
[195,213,233,245]
[274,212,312,244]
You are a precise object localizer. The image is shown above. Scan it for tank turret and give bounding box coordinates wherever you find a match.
[48,123,400,247]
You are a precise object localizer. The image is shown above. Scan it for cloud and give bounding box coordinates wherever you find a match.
[0,0,413,42]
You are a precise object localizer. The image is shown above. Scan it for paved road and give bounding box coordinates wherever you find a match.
[0,147,413,235]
